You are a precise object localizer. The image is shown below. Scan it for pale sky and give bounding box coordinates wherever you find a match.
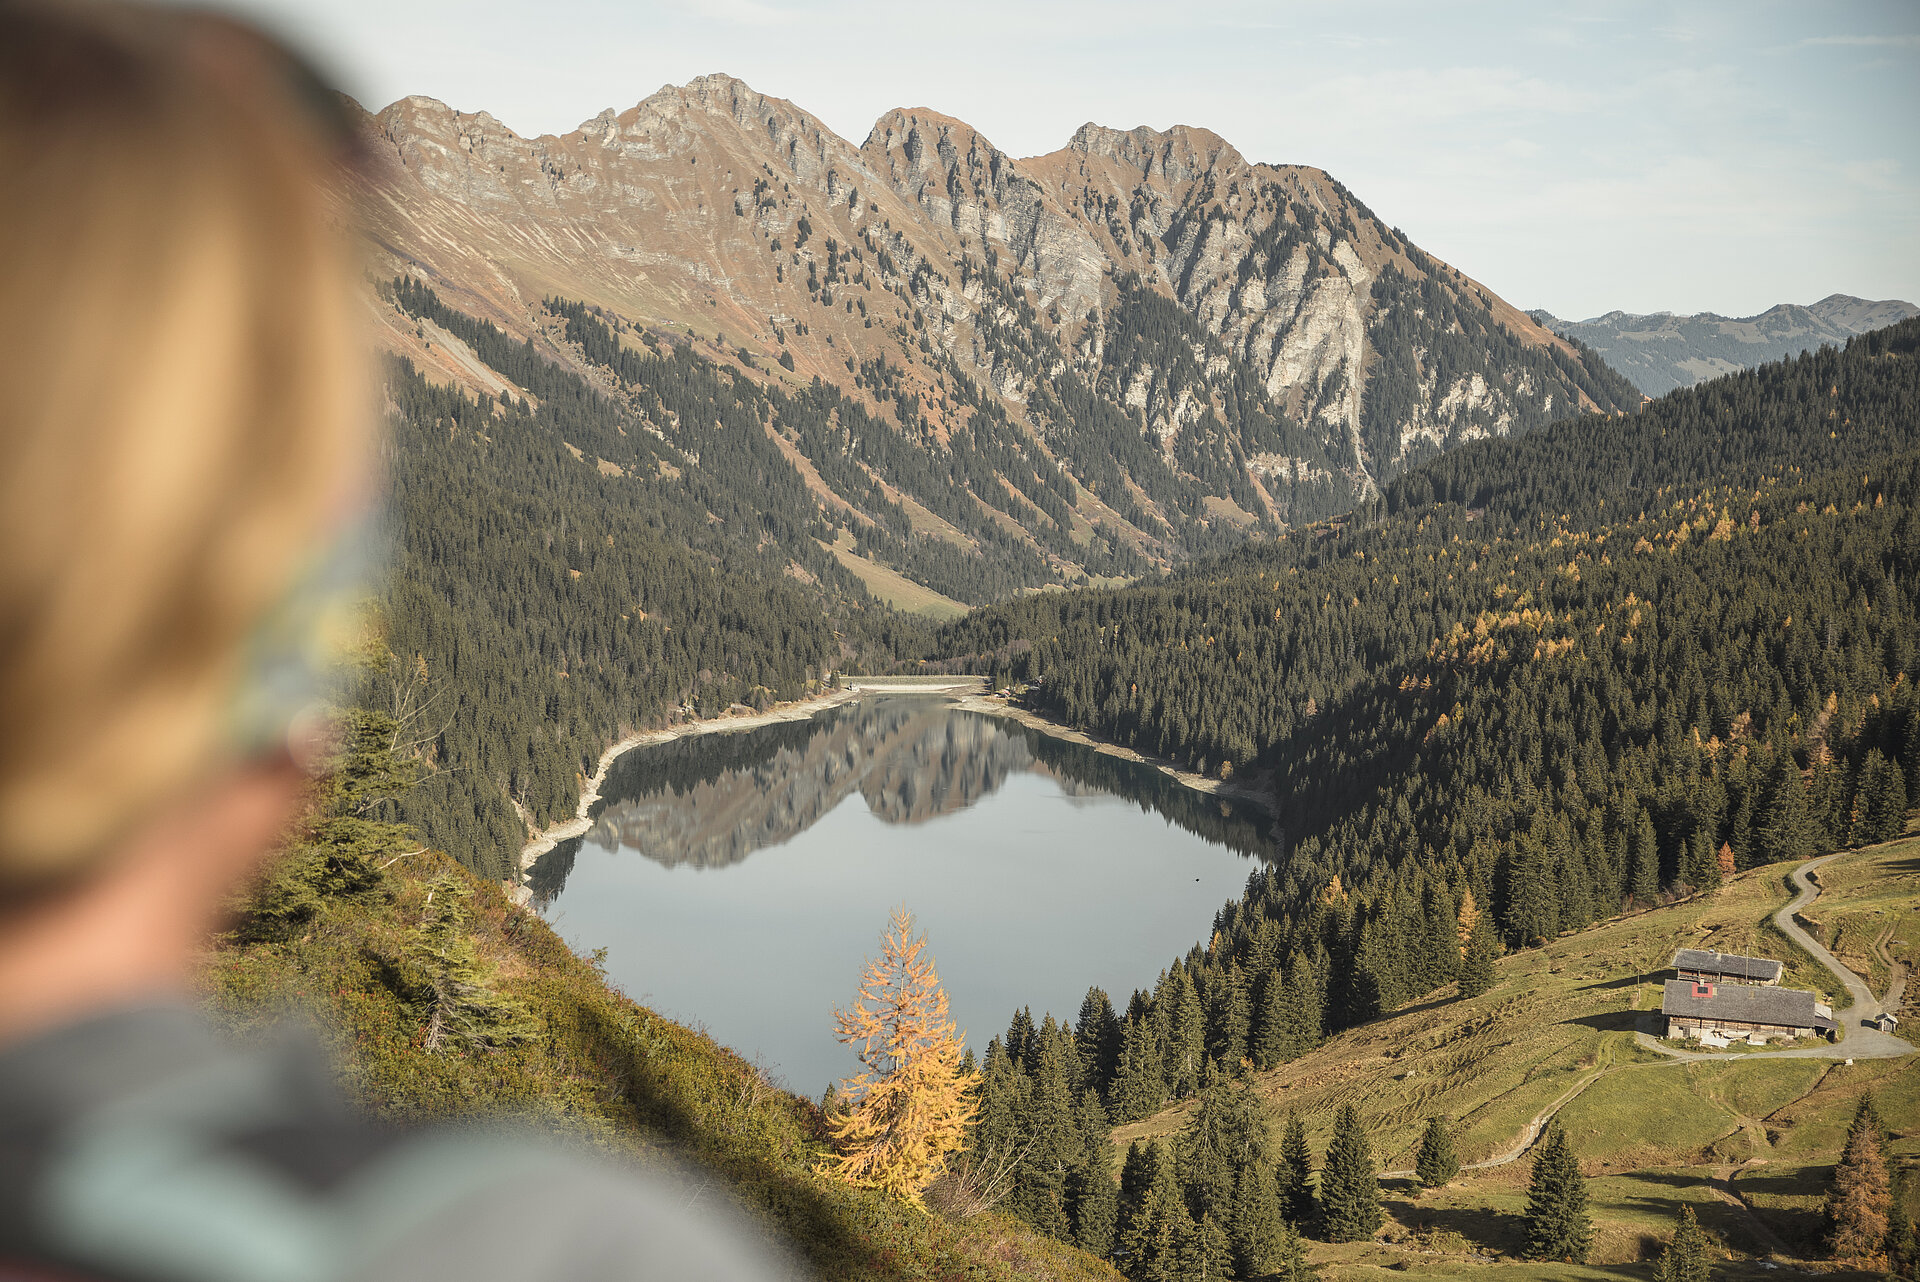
[209,0,1919,320]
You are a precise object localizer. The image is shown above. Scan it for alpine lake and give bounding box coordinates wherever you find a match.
[528,696,1274,1095]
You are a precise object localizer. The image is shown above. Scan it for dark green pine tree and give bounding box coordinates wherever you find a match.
[1754,752,1813,866]
[1075,986,1123,1101]
[1182,1067,1270,1222]
[1887,1186,1915,1282]
[1458,910,1499,999]
[1726,776,1755,868]
[1557,824,1599,930]
[1006,1006,1038,1069]
[1903,710,1920,803]
[1163,968,1207,1098]
[1629,806,1660,904]
[1679,825,1719,892]
[1276,1111,1319,1228]
[1505,840,1560,945]
[1111,1011,1167,1123]
[1228,1160,1284,1277]
[1415,1116,1460,1188]
[1421,884,1461,990]
[1207,964,1252,1067]
[1252,966,1292,1070]
[1177,1209,1234,1282]
[1067,1088,1118,1258]
[1010,1019,1079,1237]
[1887,1105,1915,1277]
[1808,755,1851,850]
[1118,1155,1188,1282]
[1267,1221,1319,1282]
[1255,954,1325,1067]
[1851,748,1909,846]
[1524,1123,1593,1263]
[1654,1204,1713,1282]
[967,1036,1028,1173]
[1350,912,1402,1023]
[1317,1105,1382,1243]
[1117,1139,1158,1235]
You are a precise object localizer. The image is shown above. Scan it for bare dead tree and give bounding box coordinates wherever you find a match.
[924,1135,1036,1221]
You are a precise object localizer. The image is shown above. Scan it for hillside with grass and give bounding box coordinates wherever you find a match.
[201,701,1120,1282]
[1108,838,1917,1280]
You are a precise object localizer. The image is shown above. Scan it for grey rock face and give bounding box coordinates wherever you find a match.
[355,75,1634,565]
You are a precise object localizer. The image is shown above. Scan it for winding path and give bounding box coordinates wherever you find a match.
[1382,850,1913,1180]
[1382,1044,1621,1179]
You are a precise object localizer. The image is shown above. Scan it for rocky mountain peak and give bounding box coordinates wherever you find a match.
[589,73,860,186]
[1064,122,1244,186]
[353,72,1642,595]
[863,106,991,150]
[859,107,1105,316]
[860,106,1022,199]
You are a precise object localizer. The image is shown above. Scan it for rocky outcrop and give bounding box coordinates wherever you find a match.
[350,74,1635,591]
[860,110,1106,321]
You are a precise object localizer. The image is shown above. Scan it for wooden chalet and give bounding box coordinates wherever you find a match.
[1661,979,1837,1044]
[1670,948,1783,986]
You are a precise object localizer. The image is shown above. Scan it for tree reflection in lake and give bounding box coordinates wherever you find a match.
[528,697,1274,1092]
[531,698,1271,896]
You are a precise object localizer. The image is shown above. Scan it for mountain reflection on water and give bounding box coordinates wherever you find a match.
[528,696,1275,1090]
[528,697,1271,904]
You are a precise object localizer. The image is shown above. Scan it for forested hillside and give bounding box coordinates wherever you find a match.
[372,279,934,876]
[344,81,1658,882]
[928,322,1920,1257]
[355,77,1639,611]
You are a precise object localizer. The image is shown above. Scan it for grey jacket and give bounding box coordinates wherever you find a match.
[0,1006,799,1281]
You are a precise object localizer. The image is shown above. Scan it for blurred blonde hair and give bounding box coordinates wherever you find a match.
[0,3,370,897]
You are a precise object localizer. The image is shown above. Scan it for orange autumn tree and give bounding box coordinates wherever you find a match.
[818,908,979,1206]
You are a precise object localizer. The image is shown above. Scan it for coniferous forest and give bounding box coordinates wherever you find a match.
[361,269,1917,1277]
[931,321,1920,1268]
[367,275,1684,883]
[372,279,941,875]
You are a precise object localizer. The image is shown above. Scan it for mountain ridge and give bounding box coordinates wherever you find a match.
[347,73,1637,605]
[1531,293,1919,398]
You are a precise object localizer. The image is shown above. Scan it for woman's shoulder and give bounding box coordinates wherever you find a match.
[0,1006,797,1282]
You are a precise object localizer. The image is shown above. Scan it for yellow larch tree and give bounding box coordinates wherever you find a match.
[818,908,979,1207]
[1456,886,1481,957]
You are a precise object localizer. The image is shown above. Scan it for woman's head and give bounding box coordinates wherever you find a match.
[0,2,373,902]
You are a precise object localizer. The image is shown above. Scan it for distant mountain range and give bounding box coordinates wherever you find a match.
[1529,295,1919,398]
[348,74,1638,597]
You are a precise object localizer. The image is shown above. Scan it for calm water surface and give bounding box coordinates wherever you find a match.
[530,697,1273,1094]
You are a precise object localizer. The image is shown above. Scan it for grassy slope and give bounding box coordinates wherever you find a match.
[1115,838,1920,1280]
[826,529,971,620]
[200,850,1118,1282]
[1799,838,1920,1009]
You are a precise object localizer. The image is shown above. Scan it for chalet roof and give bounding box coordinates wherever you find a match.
[1661,979,1836,1030]
[1670,949,1784,983]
